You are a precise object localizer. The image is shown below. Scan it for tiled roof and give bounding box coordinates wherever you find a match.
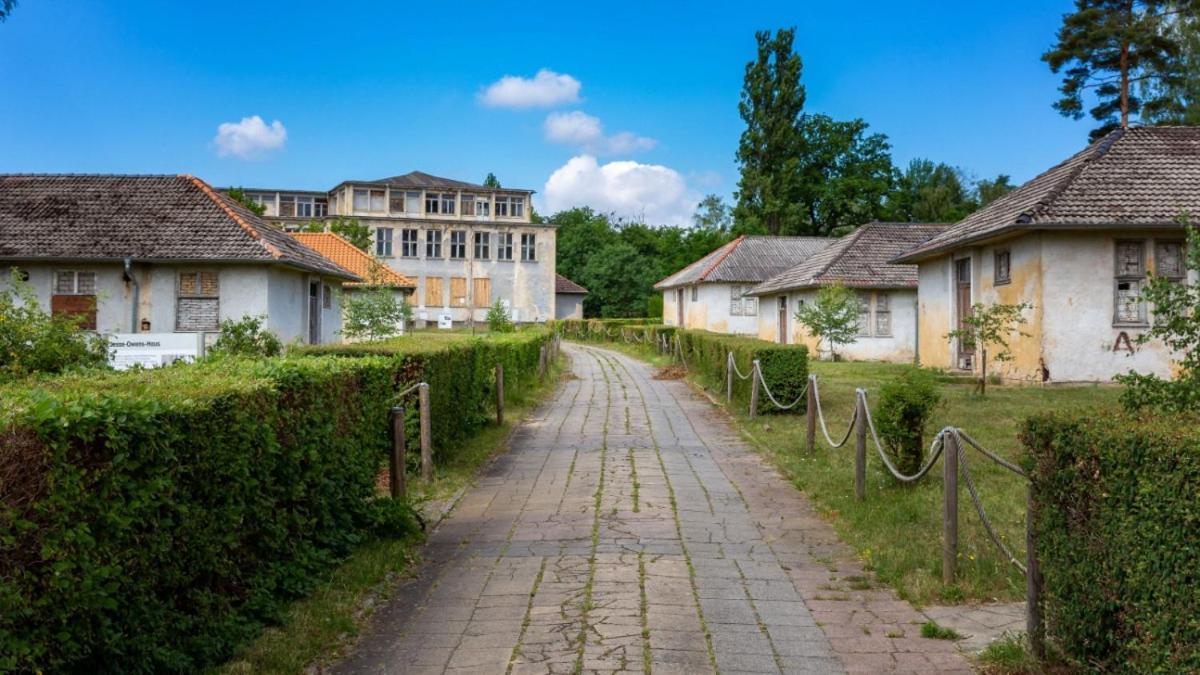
[0,174,358,280]
[895,126,1200,262]
[556,274,588,294]
[653,235,832,289]
[366,171,489,191]
[289,232,416,288]
[749,222,946,296]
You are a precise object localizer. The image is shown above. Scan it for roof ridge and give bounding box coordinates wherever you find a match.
[182,174,283,260]
[810,225,867,281]
[697,235,745,282]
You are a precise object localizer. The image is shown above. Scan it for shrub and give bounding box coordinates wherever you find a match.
[341,286,411,342]
[0,270,109,382]
[794,283,858,360]
[1022,411,1200,672]
[873,366,941,476]
[208,314,283,358]
[486,300,515,333]
[0,330,553,673]
[673,330,808,415]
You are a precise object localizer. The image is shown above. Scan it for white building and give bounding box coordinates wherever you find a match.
[554,274,588,320]
[893,126,1200,383]
[749,222,944,362]
[0,174,356,345]
[655,235,830,335]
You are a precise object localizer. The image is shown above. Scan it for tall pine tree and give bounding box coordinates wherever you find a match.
[1043,0,1197,140]
[734,28,807,235]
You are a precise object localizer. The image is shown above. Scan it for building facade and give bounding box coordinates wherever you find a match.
[655,236,831,335]
[894,127,1199,383]
[234,172,557,326]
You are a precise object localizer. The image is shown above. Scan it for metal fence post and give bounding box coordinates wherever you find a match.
[854,390,866,501]
[726,352,733,402]
[943,429,960,585]
[806,375,817,453]
[495,364,504,426]
[1026,486,1045,660]
[389,406,406,499]
[749,360,760,420]
[418,382,432,481]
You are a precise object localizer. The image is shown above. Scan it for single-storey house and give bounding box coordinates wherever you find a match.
[290,231,416,337]
[655,235,831,335]
[749,222,945,362]
[892,126,1200,383]
[0,174,357,346]
[555,274,588,320]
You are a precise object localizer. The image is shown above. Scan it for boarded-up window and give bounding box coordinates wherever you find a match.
[473,278,491,308]
[425,276,444,307]
[450,277,468,307]
[177,271,219,332]
[1114,241,1147,325]
[1155,241,1185,280]
[857,293,871,337]
[874,292,891,336]
[729,284,758,316]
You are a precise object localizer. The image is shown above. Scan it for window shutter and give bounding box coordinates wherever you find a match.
[425,277,444,307]
[450,277,468,307]
[473,278,491,308]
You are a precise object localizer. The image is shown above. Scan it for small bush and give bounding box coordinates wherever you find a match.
[0,270,109,381]
[873,366,941,476]
[920,621,963,640]
[208,314,283,358]
[486,300,515,333]
[1023,411,1200,672]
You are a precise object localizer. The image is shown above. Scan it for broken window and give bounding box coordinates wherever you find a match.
[1155,241,1185,280]
[857,293,872,337]
[874,292,892,337]
[994,250,1011,285]
[1114,240,1147,325]
[449,230,467,259]
[279,195,296,218]
[389,190,406,214]
[314,197,328,217]
[176,271,219,332]
[52,270,98,329]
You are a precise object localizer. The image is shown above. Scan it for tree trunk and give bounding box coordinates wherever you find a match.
[1120,41,1130,129]
[980,347,988,397]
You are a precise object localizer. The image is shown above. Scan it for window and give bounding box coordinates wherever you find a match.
[994,250,1011,285]
[442,193,456,215]
[475,196,490,217]
[691,285,698,302]
[401,229,419,257]
[857,293,872,337]
[495,196,509,217]
[1115,240,1147,325]
[176,271,219,332]
[279,195,296,217]
[461,194,476,216]
[495,195,524,217]
[425,192,456,215]
[404,191,421,215]
[729,284,758,316]
[520,233,536,261]
[874,293,892,336]
[354,188,385,212]
[449,230,467,259]
[52,270,98,329]
[296,196,315,218]
[1156,241,1185,280]
[314,198,328,217]
[376,227,393,257]
[426,229,443,258]
[474,231,491,259]
[353,189,369,211]
[389,190,406,214]
[496,232,514,261]
[248,193,276,216]
[322,284,332,309]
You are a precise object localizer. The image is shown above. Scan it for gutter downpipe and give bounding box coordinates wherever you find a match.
[123,257,139,332]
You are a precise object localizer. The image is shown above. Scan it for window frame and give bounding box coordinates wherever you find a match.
[54,270,97,295]
[1114,239,1148,326]
[375,227,394,257]
[496,232,514,261]
[400,228,419,258]
[449,230,468,260]
[426,229,443,258]
[520,233,537,262]
[874,292,892,337]
[175,270,220,333]
[474,231,491,260]
[1154,240,1186,281]
[993,249,1011,286]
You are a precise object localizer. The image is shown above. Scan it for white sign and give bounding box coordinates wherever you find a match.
[109,333,202,370]
[437,313,454,329]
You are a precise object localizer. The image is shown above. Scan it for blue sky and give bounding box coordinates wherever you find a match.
[0,1,1092,225]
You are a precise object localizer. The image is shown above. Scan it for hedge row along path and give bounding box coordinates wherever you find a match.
[333,344,972,674]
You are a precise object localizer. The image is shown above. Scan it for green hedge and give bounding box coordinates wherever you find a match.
[1023,412,1200,672]
[0,330,552,673]
[550,318,655,340]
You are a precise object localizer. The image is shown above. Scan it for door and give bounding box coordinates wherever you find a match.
[308,280,321,344]
[955,258,973,369]
[676,289,684,326]
[778,296,788,344]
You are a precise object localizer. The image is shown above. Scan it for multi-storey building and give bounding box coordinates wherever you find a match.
[232,172,556,325]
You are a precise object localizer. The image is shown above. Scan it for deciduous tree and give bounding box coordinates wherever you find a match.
[945,302,1031,395]
[301,218,371,251]
[794,283,860,360]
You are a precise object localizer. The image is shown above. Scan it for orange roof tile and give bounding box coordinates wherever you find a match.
[289,232,416,288]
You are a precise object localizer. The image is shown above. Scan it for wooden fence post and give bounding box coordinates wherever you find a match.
[495,364,504,426]
[538,344,547,380]
[806,375,817,453]
[389,406,406,499]
[749,360,760,420]
[1026,486,1045,660]
[943,429,960,585]
[854,390,866,501]
[726,353,733,402]
[419,382,432,481]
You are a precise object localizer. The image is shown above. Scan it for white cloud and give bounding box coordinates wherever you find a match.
[213,115,287,159]
[478,69,581,108]
[544,155,700,226]
[543,111,656,155]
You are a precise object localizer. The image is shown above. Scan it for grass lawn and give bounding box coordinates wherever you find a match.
[599,340,1121,605]
[216,355,566,674]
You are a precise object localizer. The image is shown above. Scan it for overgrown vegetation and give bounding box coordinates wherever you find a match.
[794,283,859,360]
[873,366,942,476]
[0,270,109,382]
[486,299,515,333]
[208,314,283,358]
[920,620,963,640]
[1023,411,1200,672]
[0,330,553,673]
[341,287,412,342]
[300,218,372,252]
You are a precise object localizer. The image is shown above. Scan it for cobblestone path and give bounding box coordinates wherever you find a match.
[333,344,973,674]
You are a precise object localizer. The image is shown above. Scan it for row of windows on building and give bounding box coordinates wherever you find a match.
[683,282,894,337]
[248,193,329,219]
[376,229,538,262]
[344,189,525,218]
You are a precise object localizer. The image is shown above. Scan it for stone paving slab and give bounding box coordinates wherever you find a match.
[331,344,974,674]
[923,602,1025,654]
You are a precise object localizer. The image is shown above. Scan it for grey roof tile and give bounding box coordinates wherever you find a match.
[556,274,588,294]
[654,235,832,289]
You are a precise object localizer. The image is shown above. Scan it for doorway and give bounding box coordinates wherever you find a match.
[778,296,788,344]
[676,289,684,326]
[955,258,973,369]
[308,280,321,344]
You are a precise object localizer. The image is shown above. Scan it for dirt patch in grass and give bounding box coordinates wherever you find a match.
[653,364,687,380]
